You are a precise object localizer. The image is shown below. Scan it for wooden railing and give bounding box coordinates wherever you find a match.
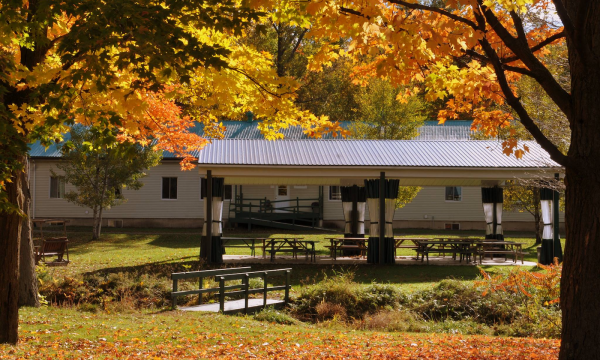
[231,196,321,214]
[171,267,291,313]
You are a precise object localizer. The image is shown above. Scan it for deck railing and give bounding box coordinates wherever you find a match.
[231,196,321,214]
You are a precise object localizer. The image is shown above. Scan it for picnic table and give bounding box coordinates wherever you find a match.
[324,237,368,260]
[393,237,429,257]
[476,241,526,264]
[221,237,259,257]
[261,237,316,262]
[416,239,479,264]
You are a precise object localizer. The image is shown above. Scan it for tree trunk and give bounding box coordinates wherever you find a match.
[0,163,26,344]
[559,3,600,357]
[18,160,39,308]
[96,206,104,240]
[92,207,100,240]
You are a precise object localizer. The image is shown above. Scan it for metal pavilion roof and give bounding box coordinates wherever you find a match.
[28,120,475,158]
[197,139,559,169]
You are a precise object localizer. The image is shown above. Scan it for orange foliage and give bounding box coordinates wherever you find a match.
[117,91,207,170]
[1,331,559,359]
[476,259,561,305]
[302,0,565,156]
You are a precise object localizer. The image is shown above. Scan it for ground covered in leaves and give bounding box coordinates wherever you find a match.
[2,307,559,359]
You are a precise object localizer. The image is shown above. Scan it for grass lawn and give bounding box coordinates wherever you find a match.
[1,306,559,359]
[37,226,560,293]
[0,226,561,359]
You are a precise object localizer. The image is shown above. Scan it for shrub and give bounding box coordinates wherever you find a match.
[39,272,171,310]
[356,310,424,332]
[408,279,522,325]
[315,302,347,321]
[293,272,404,321]
[254,307,298,325]
[78,303,99,313]
[293,272,360,320]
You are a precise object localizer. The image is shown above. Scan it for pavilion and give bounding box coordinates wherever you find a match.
[197,139,563,265]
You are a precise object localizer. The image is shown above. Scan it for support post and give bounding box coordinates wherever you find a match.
[379,172,385,264]
[219,276,225,313]
[492,186,498,237]
[285,270,290,305]
[351,185,358,237]
[553,173,562,262]
[244,274,249,314]
[172,278,178,309]
[198,276,203,305]
[206,170,213,263]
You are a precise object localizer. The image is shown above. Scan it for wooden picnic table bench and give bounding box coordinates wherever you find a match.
[393,237,429,257]
[324,237,368,260]
[35,237,70,266]
[416,240,478,264]
[261,238,316,262]
[221,237,259,257]
[476,241,525,264]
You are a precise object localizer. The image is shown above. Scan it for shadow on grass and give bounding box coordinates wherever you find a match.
[81,259,484,288]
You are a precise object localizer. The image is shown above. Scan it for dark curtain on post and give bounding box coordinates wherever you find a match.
[364,179,399,264]
[200,177,225,263]
[540,188,562,265]
[340,186,366,256]
[481,187,504,240]
[553,188,563,263]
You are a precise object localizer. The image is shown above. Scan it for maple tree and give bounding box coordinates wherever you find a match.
[293,0,598,358]
[0,0,346,344]
[53,126,161,240]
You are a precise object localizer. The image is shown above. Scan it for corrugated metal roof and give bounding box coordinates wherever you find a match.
[414,120,473,140]
[27,120,476,158]
[197,139,559,168]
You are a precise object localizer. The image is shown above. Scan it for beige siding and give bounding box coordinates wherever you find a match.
[32,160,562,225]
[34,160,210,220]
[323,186,564,223]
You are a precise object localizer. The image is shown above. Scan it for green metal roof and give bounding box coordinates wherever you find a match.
[28,120,474,158]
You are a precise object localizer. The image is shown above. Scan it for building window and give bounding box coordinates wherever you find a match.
[445,223,461,230]
[277,185,288,196]
[162,177,178,199]
[201,183,232,200]
[50,176,65,199]
[329,186,341,201]
[445,186,462,201]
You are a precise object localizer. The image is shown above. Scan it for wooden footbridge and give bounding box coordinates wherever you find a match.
[171,267,291,314]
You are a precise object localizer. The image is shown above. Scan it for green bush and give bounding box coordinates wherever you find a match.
[408,279,522,325]
[293,272,404,320]
[254,307,299,325]
[355,310,424,332]
[39,272,170,310]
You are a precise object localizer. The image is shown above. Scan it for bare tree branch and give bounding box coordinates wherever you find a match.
[502,31,566,63]
[478,1,572,119]
[387,0,478,29]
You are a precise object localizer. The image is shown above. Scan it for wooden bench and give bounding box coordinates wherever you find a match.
[263,238,316,262]
[171,267,291,313]
[222,237,258,256]
[478,249,518,263]
[35,237,69,266]
[325,244,367,260]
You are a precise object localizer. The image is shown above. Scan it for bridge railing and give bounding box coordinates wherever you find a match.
[171,267,291,313]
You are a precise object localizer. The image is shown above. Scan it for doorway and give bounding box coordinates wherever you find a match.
[274,185,290,212]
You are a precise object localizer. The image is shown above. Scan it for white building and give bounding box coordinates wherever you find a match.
[29,121,563,231]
